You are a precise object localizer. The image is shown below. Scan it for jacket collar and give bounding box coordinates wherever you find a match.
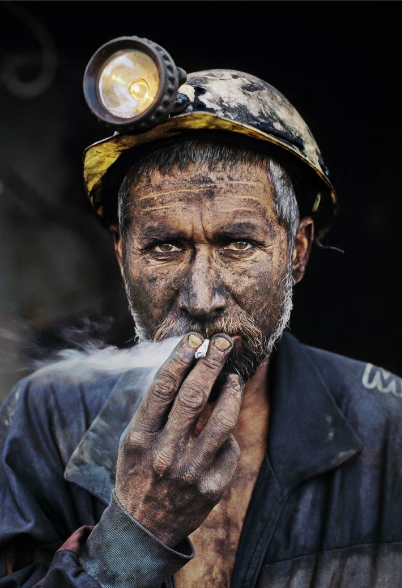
[65,333,363,504]
[267,333,362,492]
[65,367,151,504]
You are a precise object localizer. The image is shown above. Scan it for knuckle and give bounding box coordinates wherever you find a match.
[152,447,174,476]
[126,430,149,450]
[167,357,192,383]
[198,478,222,503]
[119,428,151,455]
[180,463,199,485]
[174,350,193,369]
[152,373,177,402]
[201,356,223,374]
[178,384,205,412]
[213,411,237,432]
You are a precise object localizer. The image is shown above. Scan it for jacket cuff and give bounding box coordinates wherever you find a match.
[80,490,194,588]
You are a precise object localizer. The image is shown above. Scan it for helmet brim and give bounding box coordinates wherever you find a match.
[84,111,337,240]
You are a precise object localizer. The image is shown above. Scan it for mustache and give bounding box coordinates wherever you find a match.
[152,310,267,359]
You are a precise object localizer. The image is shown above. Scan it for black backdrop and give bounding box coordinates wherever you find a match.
[0,1,401,398]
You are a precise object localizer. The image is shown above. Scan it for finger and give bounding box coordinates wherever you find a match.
[198,435,240,502]
[133,332,204,432]
[162,334,233,441]
[192,374,244,464]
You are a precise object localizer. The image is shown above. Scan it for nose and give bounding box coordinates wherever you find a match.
[178,249,227,320]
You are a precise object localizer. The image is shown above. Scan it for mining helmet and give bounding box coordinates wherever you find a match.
[83,36,337,240]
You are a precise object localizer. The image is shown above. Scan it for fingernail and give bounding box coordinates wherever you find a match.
[188,333,203,348]
[214,336,232,351]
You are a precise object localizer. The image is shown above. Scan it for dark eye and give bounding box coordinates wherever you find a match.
[153,243,181,253]
[224,240,252,251]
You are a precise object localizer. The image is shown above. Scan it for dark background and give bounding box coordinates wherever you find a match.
[0,1,401,401]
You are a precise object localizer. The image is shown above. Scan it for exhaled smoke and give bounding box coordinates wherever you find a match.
[33,336,182,385]
[10,255,293,405]
[36,252,294,393]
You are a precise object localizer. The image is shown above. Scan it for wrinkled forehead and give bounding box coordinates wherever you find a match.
[128,161,277,221]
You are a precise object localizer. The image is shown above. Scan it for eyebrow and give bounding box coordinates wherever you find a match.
[139,225,189,242]
[139,221,268,243]
[213,221,268,241]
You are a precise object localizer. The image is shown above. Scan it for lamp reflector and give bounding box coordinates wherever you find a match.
[98,50,159,119]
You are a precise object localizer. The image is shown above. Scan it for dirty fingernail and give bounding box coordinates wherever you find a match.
[188,333,203,348]
[214,336,232,351]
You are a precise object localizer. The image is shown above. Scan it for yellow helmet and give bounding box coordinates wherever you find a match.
[83,42,337,240]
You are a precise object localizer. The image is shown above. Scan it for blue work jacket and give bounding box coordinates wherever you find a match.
[0,332,402,588]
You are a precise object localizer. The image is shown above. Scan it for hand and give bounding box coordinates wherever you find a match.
[115,332,244,547]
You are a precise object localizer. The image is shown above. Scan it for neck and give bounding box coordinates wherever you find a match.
[234,359,270,448]
[196,359,270,447]
[241,359,270,412]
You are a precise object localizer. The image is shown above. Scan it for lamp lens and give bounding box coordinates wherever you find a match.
[98,50,159,119]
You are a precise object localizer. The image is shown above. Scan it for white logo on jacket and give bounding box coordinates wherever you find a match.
[362,364,402,398]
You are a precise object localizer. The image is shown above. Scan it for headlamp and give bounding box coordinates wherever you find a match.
[83,36,187,132]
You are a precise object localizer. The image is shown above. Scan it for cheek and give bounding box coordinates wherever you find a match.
[124,247,187,319]
[222,233,289,313]
[135,259,188,292]
[226,262,275,315]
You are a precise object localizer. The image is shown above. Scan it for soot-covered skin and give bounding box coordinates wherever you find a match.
[115,332,244,547]
[113,160,313,550]
[117,162,292,346]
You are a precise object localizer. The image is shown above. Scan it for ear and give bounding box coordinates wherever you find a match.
[110,224,125,279]
[292,217,314,285]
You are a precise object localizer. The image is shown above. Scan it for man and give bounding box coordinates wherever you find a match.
[1,42,402,588]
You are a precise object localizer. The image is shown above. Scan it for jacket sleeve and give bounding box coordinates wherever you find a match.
[48,492,194,588]
[0,377,194,588]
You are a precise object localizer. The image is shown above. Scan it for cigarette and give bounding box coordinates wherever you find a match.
[195,339,210,359]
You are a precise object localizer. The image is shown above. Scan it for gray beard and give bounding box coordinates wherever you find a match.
[123,255,294,381]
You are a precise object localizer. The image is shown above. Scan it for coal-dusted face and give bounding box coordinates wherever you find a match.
[115,160,307,380]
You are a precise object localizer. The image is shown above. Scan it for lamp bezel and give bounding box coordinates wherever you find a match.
[83,36,179,132]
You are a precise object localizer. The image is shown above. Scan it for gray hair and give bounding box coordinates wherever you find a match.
[117,137,300,245]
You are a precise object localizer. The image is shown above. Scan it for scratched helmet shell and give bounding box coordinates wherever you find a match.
[83,69,337,240]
